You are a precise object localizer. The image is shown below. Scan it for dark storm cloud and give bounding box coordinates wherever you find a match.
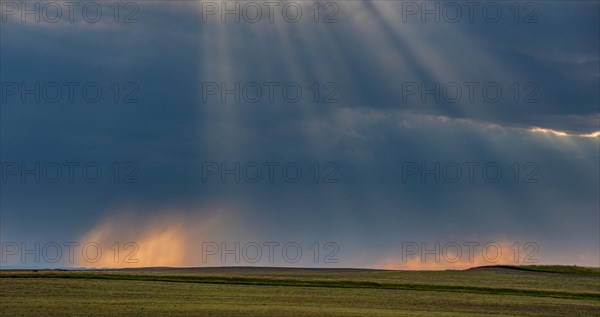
[0,1,598,268]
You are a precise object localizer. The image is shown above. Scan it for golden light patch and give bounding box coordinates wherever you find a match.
[529,127,600,138]
[75,208,239,268]
[529,127,569,137]
[376,241,537,270]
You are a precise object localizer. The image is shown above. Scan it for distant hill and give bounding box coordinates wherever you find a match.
[472,265,600,276]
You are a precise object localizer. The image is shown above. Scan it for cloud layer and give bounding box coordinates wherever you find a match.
[1,1,598,269]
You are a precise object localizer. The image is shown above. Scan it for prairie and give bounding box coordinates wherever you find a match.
[1,266,599,316]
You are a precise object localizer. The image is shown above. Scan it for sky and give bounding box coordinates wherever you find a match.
[0,0,598,269]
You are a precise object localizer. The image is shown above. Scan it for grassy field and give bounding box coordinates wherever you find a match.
[1,266,599,316]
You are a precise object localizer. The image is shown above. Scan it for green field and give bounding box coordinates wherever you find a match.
[1,266,599,316]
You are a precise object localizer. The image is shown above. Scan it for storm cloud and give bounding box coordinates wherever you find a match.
[0,1,598,269]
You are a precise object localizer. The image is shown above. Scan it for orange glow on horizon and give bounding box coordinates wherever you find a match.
[376,241,537,270]
[75,209,237,268]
